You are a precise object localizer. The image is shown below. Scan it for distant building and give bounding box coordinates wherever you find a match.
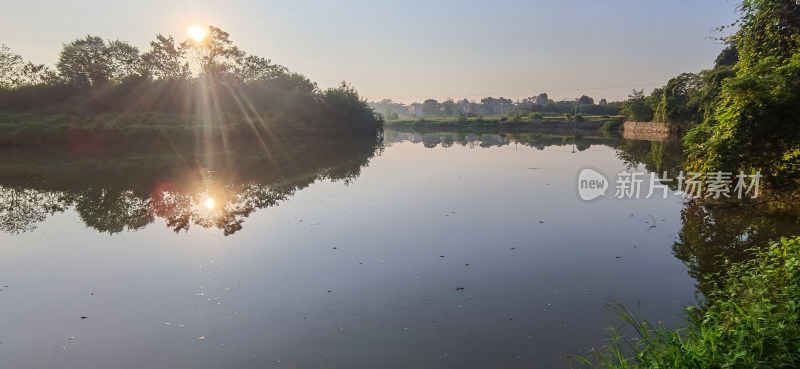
[409,103,423,117]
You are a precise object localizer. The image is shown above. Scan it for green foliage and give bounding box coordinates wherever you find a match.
[620,90,653,122]
[578,236,800,369]
[383,108,398,121]
[599,120,621,133]
[574,114,585,122]
[321,82,384,136]
[57,36,141,87]
[685,0,800,189]
[735,0,800,62]
[527,112,543,120]
[653,73,703,130]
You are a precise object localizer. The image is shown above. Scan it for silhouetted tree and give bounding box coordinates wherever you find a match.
[141,34,189,80]
[57,36,141,86]
[185,26,245,82]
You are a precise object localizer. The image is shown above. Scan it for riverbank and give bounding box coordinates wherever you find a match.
[0,111,383,147]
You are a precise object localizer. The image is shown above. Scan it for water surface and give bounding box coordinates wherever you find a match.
[0,130,776,368]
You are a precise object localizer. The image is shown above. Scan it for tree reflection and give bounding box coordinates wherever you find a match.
[615,139,685,190]
[0,135,382,235]
[673,198,800,294]
[615,136,800,294]
[0,187,69,233]
[385,129,621,151]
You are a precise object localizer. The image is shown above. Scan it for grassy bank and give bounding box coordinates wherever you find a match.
[0,111,382,147]
[579,236,800,368]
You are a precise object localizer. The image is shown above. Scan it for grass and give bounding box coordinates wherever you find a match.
[0,111,380,147]
[576,236,800,368]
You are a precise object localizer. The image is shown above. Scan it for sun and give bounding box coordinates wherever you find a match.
[203,197,216,210]
[188,26,207,41]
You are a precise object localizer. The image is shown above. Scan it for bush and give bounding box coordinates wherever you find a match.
[527,112,543,120]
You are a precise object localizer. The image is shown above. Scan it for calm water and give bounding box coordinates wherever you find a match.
[0,130,788,368]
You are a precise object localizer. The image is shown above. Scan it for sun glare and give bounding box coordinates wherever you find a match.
[203,197,216,210]
[188,26,207,41]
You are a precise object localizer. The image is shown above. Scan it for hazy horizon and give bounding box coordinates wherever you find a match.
[2,0,739,103]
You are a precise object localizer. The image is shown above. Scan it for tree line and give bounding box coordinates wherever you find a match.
[371,93,620,121]
[0,26,383,137]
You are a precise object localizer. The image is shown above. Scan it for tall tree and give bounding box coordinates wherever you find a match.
[442,98,455,117]
[57,36,141,86]
[0,44,24,89]
[578,95,594,105]
[186,26,245,82]
[620,89,653,122]
[534,92,549,105]
[421,99,440,117]
[141,34,189,80]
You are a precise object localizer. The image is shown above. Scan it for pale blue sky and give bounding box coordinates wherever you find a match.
[2,0,739,103]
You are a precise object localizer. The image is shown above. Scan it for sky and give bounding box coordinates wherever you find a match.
[2,0,740,103]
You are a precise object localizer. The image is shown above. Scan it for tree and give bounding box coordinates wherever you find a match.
[442,98,455,117]
[598,98,607,105]
[57,36,141,86]
[384,108,398,121]
[654,73,702,128]
[106,40,141,83]
[421,99,440,117]
[620,89,653,122]
[141,34,189,80]
[185,26,245,82]
[0,45,24,89]
[578,95,594,105]
[534,92,549,105]
[714,44,738,68]
[232,55,286,84]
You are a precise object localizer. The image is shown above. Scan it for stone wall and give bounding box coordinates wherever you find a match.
[623,121,670,141]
